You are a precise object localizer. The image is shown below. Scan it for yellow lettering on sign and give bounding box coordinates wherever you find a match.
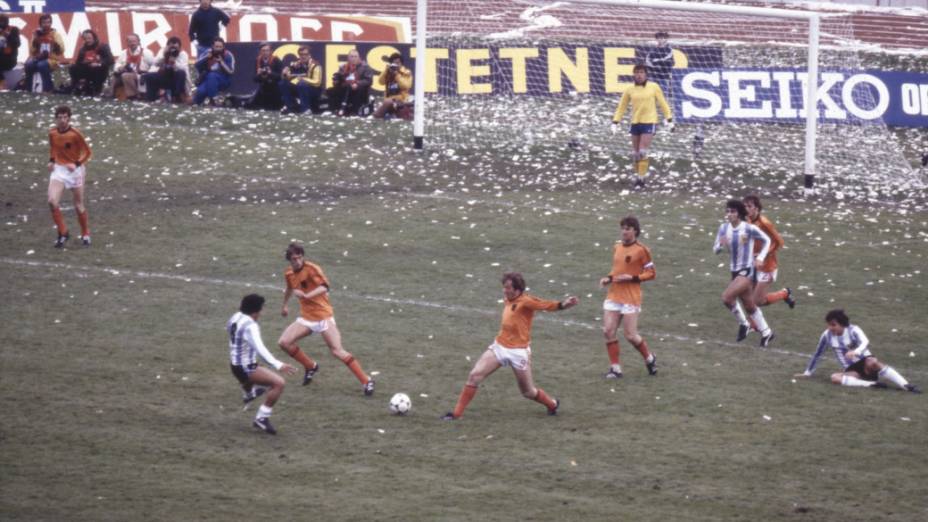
[456,48,492,94]
[603,47,636,94]
[499,48,539,94]
[410,47,449,93]
[548,47,589,94]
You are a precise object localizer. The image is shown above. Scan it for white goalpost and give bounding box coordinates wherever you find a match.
[413,0,916,191]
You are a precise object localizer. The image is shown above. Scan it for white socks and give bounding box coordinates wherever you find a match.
[878,366,908,389]
[750,308,771,337]
[256,404,273,420]
[841,375,875,388]
[731,302,749,326]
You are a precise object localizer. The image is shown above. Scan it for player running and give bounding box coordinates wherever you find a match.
[599,216,657,379]
[442,272,578,420]
[743,195,796,312]
[611,63,673,189]
[713,199,775,347]
[227,294,297,435]
[278,242,375,396]
[795,309,921,393]
[47,105,92,248]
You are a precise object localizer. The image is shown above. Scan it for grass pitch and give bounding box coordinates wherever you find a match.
[1,93,926,521]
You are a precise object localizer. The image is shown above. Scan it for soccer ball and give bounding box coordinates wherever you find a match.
[389,392,412,415]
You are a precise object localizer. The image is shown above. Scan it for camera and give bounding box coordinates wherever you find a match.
[389,63,399,70]
[166,47,180,59]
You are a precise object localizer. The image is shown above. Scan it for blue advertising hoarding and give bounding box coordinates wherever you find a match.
[0,0,85,13]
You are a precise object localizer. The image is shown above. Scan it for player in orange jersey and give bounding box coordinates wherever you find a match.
[278,243,374,395]
[47,105,93,248]
[442,272,578,420]
[599,216,657,379]
[743,195,796,316]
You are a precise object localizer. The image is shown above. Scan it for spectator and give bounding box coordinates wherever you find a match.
[67,29,114,96]
[246,42,283,111]
[143,36,190,103]
[23,13,64,93]
[109,33,155,100]
[0,15,22,91]
[193,37,234,106]
[278,45,322,115]
[327,49,374,116]
[645,30,674,93]
[189,0,230,59]
[373,52,413,120]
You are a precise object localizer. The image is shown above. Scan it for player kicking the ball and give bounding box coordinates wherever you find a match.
[795,309,920,393]
[442,272,578,420]
[228,294,297,435]
[278,242,375,396]
[599,216,657,379]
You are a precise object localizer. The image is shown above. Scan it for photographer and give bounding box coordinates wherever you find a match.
[23,14,64,93]
[326,49,374,116]
[373,52,413,120]
[143,36,190,103]
[0,15,22,91]
[67,29,114,96]
[109,33,154,100]
[278,45,322,115]
[193,36,234,106]
[247,43,283,111]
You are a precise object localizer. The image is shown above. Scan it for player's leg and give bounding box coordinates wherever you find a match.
[277,321,319,379]
[868,357,917,391]
[636,132,655,179]
[320,319,372,391]
[755,270,794,308]
[512,355,558,414]
[722,277,751,340]
[832,370,880,388]
[602,309,623,377]
[445,348,502,419]
[753,277,772,307]
[70,182,90,245]
[248,366,286,434]
[739,279,774,345]
[47,177,69,246]
[623,312,656,375]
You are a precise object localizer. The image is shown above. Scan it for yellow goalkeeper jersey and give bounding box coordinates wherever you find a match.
[612,81,672,125]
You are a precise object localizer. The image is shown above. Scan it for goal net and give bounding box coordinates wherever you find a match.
[416,0,920,193]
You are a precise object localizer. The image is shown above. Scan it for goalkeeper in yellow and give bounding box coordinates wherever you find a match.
[612,64,673,188]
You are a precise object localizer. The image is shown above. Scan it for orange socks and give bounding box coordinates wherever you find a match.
[606,340,620,365]
[77,209,89,237]
[341,354,370,384]
[766,289,788,304]
[632,339,651,361]
[453,384,478,418]
[283,344,317,371]
[51,206,67,235]
[533,388,557,410]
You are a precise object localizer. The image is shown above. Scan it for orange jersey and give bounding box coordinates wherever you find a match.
[49,126,92,167]
[284,261,334,321]
[749,215,783,272]
[495,293,561,348]
[606,241,655,306]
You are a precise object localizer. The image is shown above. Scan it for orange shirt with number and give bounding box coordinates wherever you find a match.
[49,126,92,167]
[284,261,334,321]
[749,215,784,273]
[495,293,561,349]
[606,241,655,306]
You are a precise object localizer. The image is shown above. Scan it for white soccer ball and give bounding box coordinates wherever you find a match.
[389,392,412,415]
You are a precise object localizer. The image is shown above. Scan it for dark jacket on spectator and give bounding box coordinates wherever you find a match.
[0,24,21,72]
[189,6,230,48]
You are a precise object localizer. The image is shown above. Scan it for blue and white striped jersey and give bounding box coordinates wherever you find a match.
[713,221,771,272]
[803,324,872,375]
[227,311,284,370]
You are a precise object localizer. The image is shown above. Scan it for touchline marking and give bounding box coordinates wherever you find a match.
[3,256,811,361]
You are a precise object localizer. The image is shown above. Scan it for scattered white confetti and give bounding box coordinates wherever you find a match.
[688,323,698,327]
[900,417,911,422]
[763,415,772,421]
[377,429,385,434]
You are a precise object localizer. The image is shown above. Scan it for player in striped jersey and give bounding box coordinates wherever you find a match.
[227,294,297,435]
[442,272,579,420]
[796,309,920,393]
[599,216,657,379]
[47,105,93,248]
[611,64,673,189]
[713,200,775,347]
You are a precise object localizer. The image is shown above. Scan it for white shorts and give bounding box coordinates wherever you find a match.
[296,316,332,333]
[50,164,86,189]
[489,341,531,371]
[603,300,641,314]
[756,269,778,284]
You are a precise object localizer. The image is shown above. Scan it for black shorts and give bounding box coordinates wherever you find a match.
[845,357,877,381]
[230,363,258,386]
[731,267,755,280]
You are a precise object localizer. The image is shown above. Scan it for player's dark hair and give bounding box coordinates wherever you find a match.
[38,14,52,24]
[55,105,71,117]
[655,30,669,39]
[240,294,265,315]
[725,199,747,220]
[620,215,641,238]
[825,309,850,327]
[285,242,305,261]
[633,63,647,74]
[501,272,526,292]
[742,194,762,212]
